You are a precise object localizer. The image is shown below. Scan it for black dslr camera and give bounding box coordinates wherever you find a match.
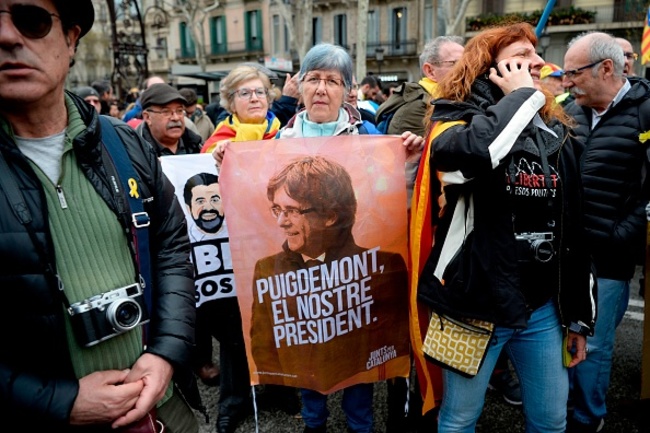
[68,283,150,347]
[515,232,555,263]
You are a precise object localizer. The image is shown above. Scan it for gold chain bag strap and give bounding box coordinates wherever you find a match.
[422,313,495,378]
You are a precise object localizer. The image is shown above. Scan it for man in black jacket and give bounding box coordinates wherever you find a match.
[563,31,650,433]
[0,1,199,431]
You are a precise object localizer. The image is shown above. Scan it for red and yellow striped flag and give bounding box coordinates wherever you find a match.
[642,7,650,65]
[408,120,464,414]
[408,124,442,415]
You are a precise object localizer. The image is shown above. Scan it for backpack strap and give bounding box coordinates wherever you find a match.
[98,115,153,315]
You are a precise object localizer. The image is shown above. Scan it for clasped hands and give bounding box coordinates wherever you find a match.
[69,353,173,428]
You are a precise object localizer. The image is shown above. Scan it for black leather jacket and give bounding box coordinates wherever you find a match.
[0,92,200,428]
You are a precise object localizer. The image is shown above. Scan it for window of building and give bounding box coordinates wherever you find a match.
[334,14,347,48]
[613,0,645,21]
[436,1,447,36]
[424,0,433,41]
[392,7,407,53]
[368,10,379,48]
[273,14,281,54]
[210,15,227,55]
[284,18,290,52]
[313,16,322,46]
[245,10,263,51]
[179,22,195,58]
[155,37,167,59]
[482,0,504,15]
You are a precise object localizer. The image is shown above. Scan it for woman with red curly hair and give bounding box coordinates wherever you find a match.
[416,22,596,432]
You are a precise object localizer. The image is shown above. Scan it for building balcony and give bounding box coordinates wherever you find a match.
[466,4,645,34]
[364,40,418,58]
[314,0,350,10]
[204,41,265,63]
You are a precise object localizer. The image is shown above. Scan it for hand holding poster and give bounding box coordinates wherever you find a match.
[220,135,411,394]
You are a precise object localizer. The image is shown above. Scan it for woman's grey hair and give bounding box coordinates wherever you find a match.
[298,43,353,92]
[419,36,464,71]
[568,31,625,79]
[219,65,277,113]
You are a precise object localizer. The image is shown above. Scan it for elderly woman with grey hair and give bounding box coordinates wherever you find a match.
[278,43,422,154]
[202,64,281,154]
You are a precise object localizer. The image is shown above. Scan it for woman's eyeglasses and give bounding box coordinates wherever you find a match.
[0,5,60,39]
[303,76,343,89]
[231,88,268,100]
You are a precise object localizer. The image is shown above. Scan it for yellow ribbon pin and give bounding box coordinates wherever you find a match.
[639,131,650,144]
[128,178,139,198]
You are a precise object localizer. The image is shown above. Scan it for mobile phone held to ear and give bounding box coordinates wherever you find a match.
[492,62,511,78]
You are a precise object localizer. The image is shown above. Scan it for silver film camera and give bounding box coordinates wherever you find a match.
[515,232,555,263]
[68,283,150,347]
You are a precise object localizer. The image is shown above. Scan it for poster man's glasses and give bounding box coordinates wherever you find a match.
[270,206,316,219]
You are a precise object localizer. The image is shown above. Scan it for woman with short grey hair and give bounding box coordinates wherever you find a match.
[297,43,354,93]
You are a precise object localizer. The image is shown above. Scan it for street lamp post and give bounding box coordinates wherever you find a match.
[539,31,551,59]
[106,0,149,100]
[375,47,385,77]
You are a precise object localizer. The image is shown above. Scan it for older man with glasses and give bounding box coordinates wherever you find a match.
[136,82,203,156]
[0,0,201,431]
[615,37,638,76]
[563,31,650,433]
[376,35,464,138]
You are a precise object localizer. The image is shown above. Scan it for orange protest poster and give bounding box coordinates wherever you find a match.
[220,135,411,394]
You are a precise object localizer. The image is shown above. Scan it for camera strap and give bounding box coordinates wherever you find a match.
[98,116,153,317]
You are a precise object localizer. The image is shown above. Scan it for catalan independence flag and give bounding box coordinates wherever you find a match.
[408,120,463,414]
[642,6,650,65]
[409,125,442,415]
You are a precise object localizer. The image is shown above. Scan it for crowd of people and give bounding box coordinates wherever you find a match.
[1,1,647,433]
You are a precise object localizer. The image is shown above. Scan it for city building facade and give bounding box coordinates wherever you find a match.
[71,0,647,105]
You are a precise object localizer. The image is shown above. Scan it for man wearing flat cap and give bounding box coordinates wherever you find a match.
[0,0,202,431]
[137,83,203,155]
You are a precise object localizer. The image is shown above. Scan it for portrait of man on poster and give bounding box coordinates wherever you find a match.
[183,172,225,242]
[249,155,410,392]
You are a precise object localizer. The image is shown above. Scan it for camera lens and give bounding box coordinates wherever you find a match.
[107,299,142,332]
[530,239,554,263]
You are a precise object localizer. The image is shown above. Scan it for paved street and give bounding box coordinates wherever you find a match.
[195,268,649,432]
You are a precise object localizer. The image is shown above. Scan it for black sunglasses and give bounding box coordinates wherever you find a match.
[0,4,60,39]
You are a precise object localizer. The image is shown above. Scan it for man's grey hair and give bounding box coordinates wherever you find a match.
[567,31,625,79]
[419,36,464,71]
[298,43,353,92]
